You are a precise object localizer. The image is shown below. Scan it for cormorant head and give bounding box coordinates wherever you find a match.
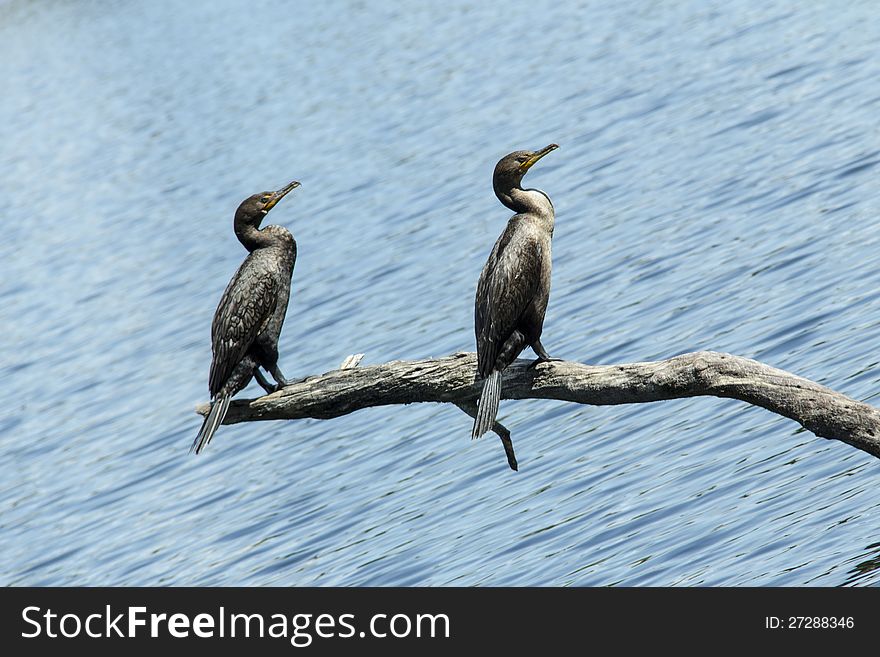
[235,180,301,227]
[493,144,558,193]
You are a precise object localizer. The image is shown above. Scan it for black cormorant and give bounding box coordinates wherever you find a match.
[192,180,300,454]
[473,144,559,438]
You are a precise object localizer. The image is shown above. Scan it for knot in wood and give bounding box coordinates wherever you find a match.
[693,356,712,385]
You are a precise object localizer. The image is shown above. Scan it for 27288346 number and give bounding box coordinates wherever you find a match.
[787,617,854,629]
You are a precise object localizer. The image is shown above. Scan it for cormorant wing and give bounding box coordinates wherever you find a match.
[475,222,543,378]
[208,264,279,396]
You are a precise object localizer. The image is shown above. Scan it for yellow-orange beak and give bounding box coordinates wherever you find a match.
[264,180,301,212]
[521,143,559,172]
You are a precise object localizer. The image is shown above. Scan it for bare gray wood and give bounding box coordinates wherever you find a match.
[195,350,880,460]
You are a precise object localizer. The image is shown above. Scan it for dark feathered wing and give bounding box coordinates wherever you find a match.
[475,222,543,379]
[208,261,279,397]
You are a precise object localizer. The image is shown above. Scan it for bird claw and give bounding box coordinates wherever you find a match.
[527,357,563,371]
[273,374,314,390]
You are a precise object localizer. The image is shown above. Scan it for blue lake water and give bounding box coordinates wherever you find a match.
[1,0,879,586]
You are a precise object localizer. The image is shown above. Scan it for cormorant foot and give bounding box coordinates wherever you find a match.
[527,356,564,370]
[254,369,278,394]
[271,374,315,390]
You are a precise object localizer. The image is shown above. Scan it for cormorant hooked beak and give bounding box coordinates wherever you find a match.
[262,180,301,213]
[520,144,559,172]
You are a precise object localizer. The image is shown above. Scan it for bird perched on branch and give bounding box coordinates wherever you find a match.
[473,144,559,438]
[192,180,300,454]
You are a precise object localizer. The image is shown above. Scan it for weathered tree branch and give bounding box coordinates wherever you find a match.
[196,351,880,468]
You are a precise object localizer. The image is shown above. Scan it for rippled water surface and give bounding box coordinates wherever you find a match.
[2,0,880,586]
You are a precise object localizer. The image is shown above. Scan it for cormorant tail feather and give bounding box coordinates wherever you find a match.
[191,394,231,455]
[472,370,502,439]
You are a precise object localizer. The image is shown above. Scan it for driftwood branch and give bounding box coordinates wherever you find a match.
[336,352,518,467]
[196,351,880,467]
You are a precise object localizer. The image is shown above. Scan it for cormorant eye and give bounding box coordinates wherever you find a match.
[260,196,270,204]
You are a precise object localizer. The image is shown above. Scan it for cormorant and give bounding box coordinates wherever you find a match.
[192,180,300,454]
[473,144,559,438]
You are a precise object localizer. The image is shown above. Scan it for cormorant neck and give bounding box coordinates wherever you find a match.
[496,184,554,225]
[494,177,518,212]
[234,218,275,252]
